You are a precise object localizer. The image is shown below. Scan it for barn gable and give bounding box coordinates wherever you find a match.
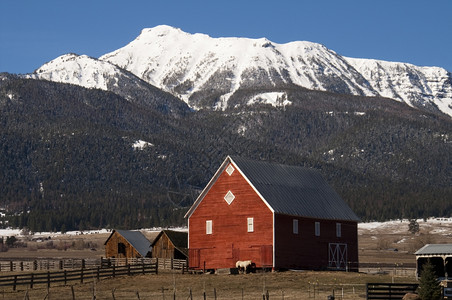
[185,155,359,221]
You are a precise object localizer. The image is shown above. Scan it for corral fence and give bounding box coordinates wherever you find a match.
[0,257,187,272]
[359,262,416,277]
[102,257,188,272]
[0,262,158,291]
[366,283,419,300]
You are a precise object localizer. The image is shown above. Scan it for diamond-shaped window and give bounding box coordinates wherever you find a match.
[226,164,235,176]
[224,191,235,205]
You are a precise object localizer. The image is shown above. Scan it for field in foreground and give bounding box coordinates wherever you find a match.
[1,269,417,300]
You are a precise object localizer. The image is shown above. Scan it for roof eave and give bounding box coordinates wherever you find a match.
[184,156,233,219]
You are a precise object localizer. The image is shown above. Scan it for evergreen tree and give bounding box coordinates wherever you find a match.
[417,260,442,300]
[409,219,420,234]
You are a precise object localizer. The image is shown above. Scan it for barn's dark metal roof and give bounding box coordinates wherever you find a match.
[185,156,360,222]
[107,229,151,257]
[230,156,360,221]
[415,244,452,256]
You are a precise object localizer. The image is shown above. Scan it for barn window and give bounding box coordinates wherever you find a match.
[315,222,321,236]
[224,190,235,205]
[118,242,126,255]
[336,223,342,237]
[247,217,254,232]
[206,220,212,234]
[226,164,235,176]
[293,219,299,234]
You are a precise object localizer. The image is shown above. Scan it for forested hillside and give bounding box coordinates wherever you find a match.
[1,75,451,231]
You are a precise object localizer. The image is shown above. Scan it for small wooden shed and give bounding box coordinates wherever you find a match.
[415,244,452,278]
[104,229,151,258]
[151,230,188,260]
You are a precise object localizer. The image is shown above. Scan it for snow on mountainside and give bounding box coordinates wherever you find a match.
[26,53,190,114]
[346,57,452,116]
[29,54,122,90]
[100,25,377,109]
[28,25,452,117]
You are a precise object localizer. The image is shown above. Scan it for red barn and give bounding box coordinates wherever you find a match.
[185,156,359,271]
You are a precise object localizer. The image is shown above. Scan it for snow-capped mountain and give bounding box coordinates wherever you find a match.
[26,53,189,115]
[28,25,452,117]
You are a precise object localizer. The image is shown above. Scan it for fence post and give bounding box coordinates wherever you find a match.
[81,268,84,283]
[97,267,100,281]
[13,275,17,290]
[155,258,158,275]
[171,258,174,270]
[142,261,145,275]
[113,265,116,278]
[30,273,34,289]
[47,271,51,288]
[82,259,85,269]
[128,264,131,276]
[64,270,67,285]
[10,261,13,272]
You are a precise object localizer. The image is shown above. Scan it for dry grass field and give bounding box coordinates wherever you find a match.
[0,219,450,299]
[0,270,416,300]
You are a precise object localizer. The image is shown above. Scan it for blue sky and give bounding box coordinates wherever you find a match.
[1,0,451,74]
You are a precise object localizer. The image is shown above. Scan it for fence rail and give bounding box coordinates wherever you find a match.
[0,257,187,272]
[366,283,419,300]
[0,262,157,290]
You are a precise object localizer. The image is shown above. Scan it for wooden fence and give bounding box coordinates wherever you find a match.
[0,257,187,272]
[366,283,419,300]
[0,262,157,290]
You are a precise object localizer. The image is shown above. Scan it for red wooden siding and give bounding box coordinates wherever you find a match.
[274,214,358,270]
[188,163,273,270]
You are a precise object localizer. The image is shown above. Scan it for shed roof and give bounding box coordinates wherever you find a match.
[185,156,360,222]
[105,229,151,257]
[415,244,452,256]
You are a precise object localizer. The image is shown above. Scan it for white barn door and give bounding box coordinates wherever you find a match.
[328,243,348,270]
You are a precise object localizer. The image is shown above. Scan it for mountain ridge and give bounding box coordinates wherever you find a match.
[28,25,452,117]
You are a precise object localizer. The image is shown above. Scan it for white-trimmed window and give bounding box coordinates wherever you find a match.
[293,219,299,234]
[336,223,342,238]
[315,222,320,237]
[206,220,212,235]
[247,217,254,232]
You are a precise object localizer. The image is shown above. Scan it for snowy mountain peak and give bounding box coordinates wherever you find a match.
[28,53,121,91]
[27,25,452,117]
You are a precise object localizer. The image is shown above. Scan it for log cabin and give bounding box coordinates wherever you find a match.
[184,156,360,271]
